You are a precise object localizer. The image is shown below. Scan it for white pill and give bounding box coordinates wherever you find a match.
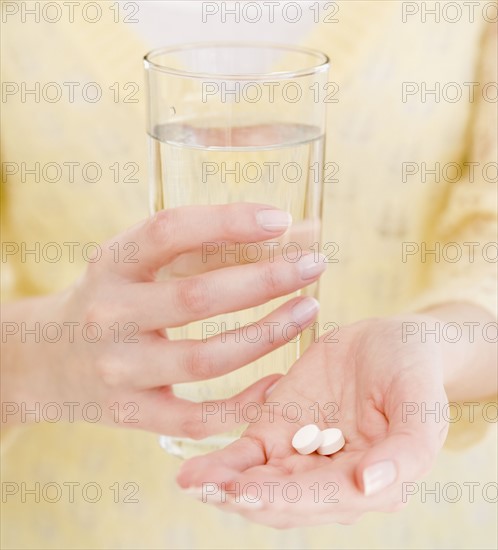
[292,424,323,455]
[317,428,345,456]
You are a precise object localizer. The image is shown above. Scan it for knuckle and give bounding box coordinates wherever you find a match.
[179,410,208,440]
[218,203,241,235]
[83,302,109,327]
[175,277,210,316]
[146,209,177,247]
[259,264,283,296]
[183,343,216,380]
[95,355,128,389]
[83,301,121,330]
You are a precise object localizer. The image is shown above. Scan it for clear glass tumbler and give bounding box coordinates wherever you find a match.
[144,43,330,459]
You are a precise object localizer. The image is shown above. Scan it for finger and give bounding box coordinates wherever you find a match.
[181,450,364,527]
[176,437,266,490]
[98,203,292,280]
[124,253,326,329]
[139,374,281,438]
[354,378,448,497]
[166,217,321,277]
[128,296,320,388]
[176,393,321,491]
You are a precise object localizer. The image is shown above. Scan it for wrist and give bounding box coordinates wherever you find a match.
[1,294,64,409]
[413,303,497,401]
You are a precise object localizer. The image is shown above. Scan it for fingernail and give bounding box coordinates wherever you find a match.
[264,381,278,399]
[205,488,228,504]
[227,497,264,510]
[256,209,292,232]
[291,297,320,325]
[298,253,327,280]
[362,461,397,496]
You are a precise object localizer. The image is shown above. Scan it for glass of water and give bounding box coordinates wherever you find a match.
[144,43,330,459]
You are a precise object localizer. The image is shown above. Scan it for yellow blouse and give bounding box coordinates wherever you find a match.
[1,2,497,548]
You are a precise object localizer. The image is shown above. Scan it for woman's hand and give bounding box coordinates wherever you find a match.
[177,314,450,527]
[1,203,325,435]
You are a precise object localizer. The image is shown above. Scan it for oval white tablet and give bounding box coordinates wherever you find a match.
[317,428,345,456]
[292,424,323,455]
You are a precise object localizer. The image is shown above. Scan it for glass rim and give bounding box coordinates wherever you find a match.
[143,42,330,80]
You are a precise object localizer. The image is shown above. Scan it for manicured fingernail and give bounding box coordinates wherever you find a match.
[291,297,320,325]
[256,209,292,231]
[362,461,397,496]
[205,488,227,504]
[264,381,278,399]
[298,253,326,280]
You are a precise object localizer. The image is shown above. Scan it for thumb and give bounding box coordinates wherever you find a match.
[355,384,449,497]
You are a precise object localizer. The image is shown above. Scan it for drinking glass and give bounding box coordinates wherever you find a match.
[144,43,330,458]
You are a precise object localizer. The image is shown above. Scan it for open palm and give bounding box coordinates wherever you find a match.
[177,316,449,528]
